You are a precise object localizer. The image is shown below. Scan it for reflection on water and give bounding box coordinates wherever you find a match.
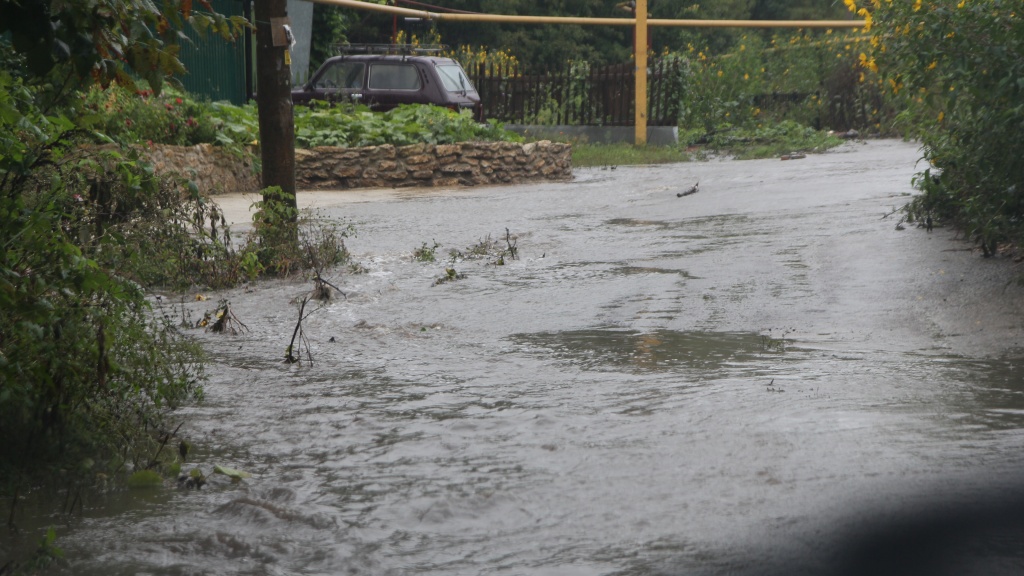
[510,329,780,374]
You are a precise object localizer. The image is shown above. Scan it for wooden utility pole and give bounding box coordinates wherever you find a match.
[255,0,297,209]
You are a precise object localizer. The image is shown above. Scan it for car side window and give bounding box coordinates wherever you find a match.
[315,62,364,90]
[368,63,422,91]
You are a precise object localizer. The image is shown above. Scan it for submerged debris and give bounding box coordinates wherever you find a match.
[676,181,700,197]
[201,300,248,335]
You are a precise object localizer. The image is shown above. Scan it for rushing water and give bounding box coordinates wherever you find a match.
[7,140,1024,575]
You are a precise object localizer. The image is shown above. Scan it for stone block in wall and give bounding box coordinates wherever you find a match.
[440,163,474,174]
[398,143,428,157]
[333,165,363,178]
[434,144,460,158]
[404,154,434,166]
[141,143,259,194]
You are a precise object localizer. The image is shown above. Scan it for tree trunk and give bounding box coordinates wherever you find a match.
[255,0,297,212]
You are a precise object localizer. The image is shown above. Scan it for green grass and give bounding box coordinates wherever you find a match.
[705,121,845,160]
[570,121,846,167]
[571,143,691,167]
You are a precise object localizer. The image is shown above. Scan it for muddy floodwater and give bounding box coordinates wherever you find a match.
[11,140,1024,575]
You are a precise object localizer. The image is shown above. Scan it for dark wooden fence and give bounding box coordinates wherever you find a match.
[471,58,683,126]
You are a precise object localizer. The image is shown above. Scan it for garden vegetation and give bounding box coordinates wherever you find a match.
[869,0,1024,253]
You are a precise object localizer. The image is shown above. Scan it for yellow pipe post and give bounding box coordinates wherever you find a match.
[635,0,647,145]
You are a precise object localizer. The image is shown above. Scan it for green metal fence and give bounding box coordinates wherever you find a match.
[178,0,251,104]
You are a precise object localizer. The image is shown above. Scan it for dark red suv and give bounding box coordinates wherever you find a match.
[292,50,481,117]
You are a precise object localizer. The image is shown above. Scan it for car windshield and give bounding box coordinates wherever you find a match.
[436,64,476,94]
[314,61,364,90]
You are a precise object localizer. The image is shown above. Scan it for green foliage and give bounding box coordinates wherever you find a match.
[242,188,353,277]
[66,86,521,151]
[676,29,894,144]
[311,4,351,76]
[872,0,1024,251]
[294,103,522,148]
[127,469,164,489]
[704,120,844,160]
[0,70,205,483]
[0,0,248,96]
[76,85,220,147]
[414,241,441,262]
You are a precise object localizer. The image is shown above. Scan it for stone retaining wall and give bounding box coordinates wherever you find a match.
[295,140,572,190]
[141,140,572,194]
[142,143,261,195]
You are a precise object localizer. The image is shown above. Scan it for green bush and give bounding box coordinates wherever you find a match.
[293,102,522,148]
[71,85,523,151]
[77,85,220,147]
[871,0,1024,251]
[1,71,205,481]
[676,29,895,144]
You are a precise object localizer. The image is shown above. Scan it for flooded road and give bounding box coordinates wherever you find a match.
[27,140,1024,574]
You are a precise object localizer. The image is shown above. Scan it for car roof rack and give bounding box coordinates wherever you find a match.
[333,43,447,57]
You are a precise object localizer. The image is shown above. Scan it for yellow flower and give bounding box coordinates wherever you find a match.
[844,0,857,13]
[938,111,944,122]
[858,53,878,73]
[927,61,937,70]
[717,70,724,77]
[913,0,922,11]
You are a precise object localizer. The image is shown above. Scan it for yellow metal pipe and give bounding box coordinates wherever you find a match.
[647,19,862,28]
[308,0,866,29]
[635,0,647,146]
